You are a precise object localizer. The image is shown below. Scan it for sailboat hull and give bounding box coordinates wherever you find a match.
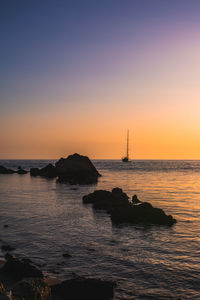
[122,157,129,162]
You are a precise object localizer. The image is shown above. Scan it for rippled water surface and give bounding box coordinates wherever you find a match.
[0,160,200,299]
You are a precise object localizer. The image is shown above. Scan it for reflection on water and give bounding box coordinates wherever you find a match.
[0,160,200,299]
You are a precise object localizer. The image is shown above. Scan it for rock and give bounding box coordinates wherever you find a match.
[12,278,51,300]
[0,166,15,175]
[55,153,101,184]
[30,164,57,178]
[1,245,15,252]
[83,188,129,210]
[62,253,72,259]
[16,167,28,174]
[0,255,43,280]
[30,168,40,176]
[110,201,176,226]
[83,188,176,226]
[51,277,115,300]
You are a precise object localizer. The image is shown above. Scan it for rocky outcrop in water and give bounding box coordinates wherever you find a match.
[51,277,115,300]
[29,153,100,184]
[0,166,27,175]
[55,153,101,184]
[83,188,176,226]
[0,166,15,175]
[83,187,129,210]
[16,167,27,175]
[30,164,57,178]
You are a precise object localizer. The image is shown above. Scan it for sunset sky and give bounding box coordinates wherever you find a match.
[1,0,200,159]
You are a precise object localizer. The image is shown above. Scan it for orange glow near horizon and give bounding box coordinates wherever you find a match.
[1,4,200,160]
[1,91,200,159]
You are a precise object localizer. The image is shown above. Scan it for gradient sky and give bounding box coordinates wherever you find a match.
[1,0,200,159]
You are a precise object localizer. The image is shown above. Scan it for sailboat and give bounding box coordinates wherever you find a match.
[122,130,130,162]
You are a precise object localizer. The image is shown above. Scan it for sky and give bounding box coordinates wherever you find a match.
[1,0,200,159]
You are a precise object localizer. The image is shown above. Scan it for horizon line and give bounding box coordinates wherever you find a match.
[1,158,200,161]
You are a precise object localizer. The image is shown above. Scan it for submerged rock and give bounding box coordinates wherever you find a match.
[12,278,51,300]
[0,255,43,281]
[30,164,57,178]
[83,188,176,226]
[0,166,15,175]
[55,153,101,184]
[51,277,115,300]
[16,167,28,175]
[62,253,72,259]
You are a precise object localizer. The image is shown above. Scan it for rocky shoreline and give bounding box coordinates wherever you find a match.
[0,153,101,185]
[0,255,115,300]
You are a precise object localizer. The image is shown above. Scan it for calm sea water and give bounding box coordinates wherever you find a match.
[0,160,200,299]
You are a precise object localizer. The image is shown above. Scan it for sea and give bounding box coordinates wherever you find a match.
[0,159,200,299]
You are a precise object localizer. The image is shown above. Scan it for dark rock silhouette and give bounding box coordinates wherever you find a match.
[110,201,176,226]
[51,277,115,300]
[83,188,176,226]
[0,165,28,175]
[62,253,72,259]
[29,168,40,176]
[0,166,15,174]
[16,167,28,174]
[0,255,43,281]
[0,254,116,300]
[29,153,101,184]
[83,187,129,210]
[30,164,57,178]
[55,153,101,184]
[12,278,51,300]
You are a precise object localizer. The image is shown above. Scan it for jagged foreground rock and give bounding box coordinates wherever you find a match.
[12,278,51,300]
[52,277,115,300]
[0,255,115,300]
[0,255,43,281]
[83,188,177,226]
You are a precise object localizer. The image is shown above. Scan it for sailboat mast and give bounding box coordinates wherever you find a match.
[126,129,129,159]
